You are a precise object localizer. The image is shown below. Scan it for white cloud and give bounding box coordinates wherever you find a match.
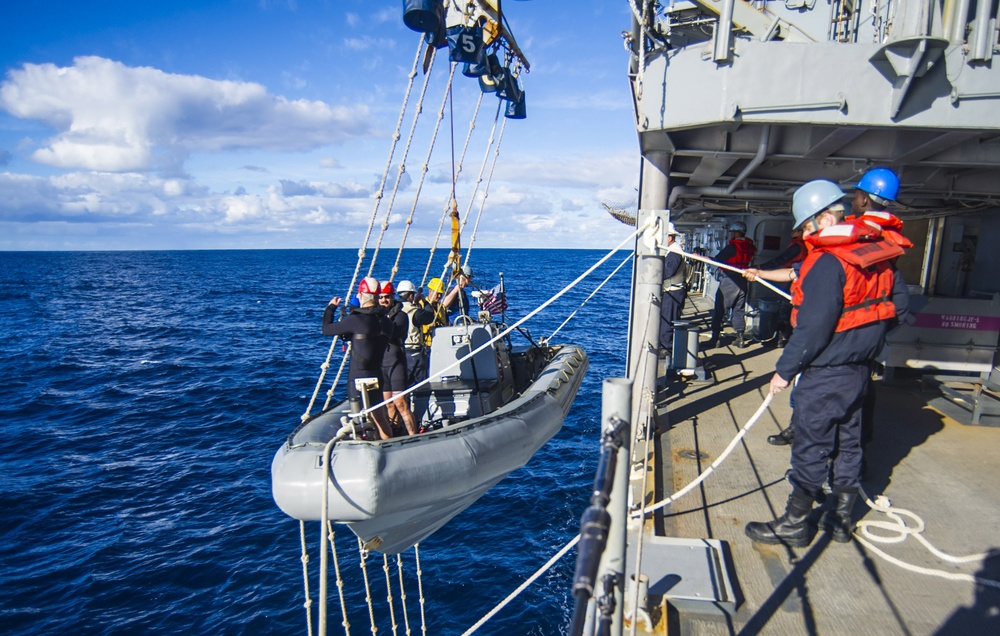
[0,56,374,172]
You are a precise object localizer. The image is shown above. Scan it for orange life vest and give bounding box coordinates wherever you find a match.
[845,210,914,250]
[791,223,904,332]
[726,237,756,268]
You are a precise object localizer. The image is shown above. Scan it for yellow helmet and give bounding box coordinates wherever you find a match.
[427,277,445,294]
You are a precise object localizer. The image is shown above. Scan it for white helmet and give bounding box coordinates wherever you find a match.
[461,265,474,278]
[792,180,846,229]
[396,280,416,294]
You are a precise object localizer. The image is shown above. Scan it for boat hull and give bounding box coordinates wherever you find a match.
[271,345,587,553]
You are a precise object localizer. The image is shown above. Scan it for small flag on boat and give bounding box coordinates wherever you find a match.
[479,283,507,315]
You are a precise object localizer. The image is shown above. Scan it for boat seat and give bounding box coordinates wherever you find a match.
[427,324,500,386]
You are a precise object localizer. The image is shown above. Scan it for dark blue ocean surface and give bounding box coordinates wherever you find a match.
[0,249,632,635]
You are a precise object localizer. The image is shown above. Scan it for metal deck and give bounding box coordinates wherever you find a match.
[648,292,1000,635]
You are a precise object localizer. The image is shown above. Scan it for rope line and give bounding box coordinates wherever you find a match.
[460,534,582,636]
[679,249,792,300]
[420,92,486,289]
[382,554,399,636]
[463,108,508,264]
[395,554,413,636]
[640,392,776,515]
[367,45,439,280]
[299,520,314,636]
[854,493,1000,589]
[390,61,459,283]
[627,391,656,635]
[548,252,633,341]
[358,540,378,636]
[415,545,427,636]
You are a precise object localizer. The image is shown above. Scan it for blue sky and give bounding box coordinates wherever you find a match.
[0,1,640,251]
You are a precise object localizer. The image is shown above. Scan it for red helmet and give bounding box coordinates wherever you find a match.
[358,276,380,295]
[380,281,395,295]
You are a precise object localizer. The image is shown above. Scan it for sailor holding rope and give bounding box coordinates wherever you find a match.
[744,180,905,547]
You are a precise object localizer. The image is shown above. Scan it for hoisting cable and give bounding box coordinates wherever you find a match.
[389,61,461,283]
[548,252,633,341]
[366,43,440,280]
[419,92,486,289]
[463,110,508,264]
[301,36,426,423]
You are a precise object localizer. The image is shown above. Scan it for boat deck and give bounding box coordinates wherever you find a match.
[651,292,1000,635]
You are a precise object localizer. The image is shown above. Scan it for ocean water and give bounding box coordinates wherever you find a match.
[0,248,632,635]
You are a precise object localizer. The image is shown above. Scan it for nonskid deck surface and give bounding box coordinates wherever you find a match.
[653,292,1000,635]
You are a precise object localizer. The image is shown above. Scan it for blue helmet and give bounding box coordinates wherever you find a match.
[792,180,846,229]
[856,168,899,203]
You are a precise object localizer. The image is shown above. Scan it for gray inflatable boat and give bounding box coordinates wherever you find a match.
[271,323,588,554]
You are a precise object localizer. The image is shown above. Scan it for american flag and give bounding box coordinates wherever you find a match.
[479,283,508,315]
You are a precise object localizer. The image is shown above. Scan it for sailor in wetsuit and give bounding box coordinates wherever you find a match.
[377,281,419,435]
[322,276,395,440]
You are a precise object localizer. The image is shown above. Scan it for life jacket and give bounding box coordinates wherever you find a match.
[401,301,425,349]
[726,237,756,268]
[791,223,904,332]
[421,298,449,347]
[845,210,914,250]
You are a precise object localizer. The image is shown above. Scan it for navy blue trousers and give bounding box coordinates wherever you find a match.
[659,288,686,350]
[789,363,869,496]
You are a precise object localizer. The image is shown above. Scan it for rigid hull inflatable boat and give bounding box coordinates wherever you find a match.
[271,323,587,554]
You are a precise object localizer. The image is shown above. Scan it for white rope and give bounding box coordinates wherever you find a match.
[462,372,774,633]
[463,110,508,264]
[395,554,413,636]
[299,521,315,636]
[329,523,351,636]
[854,494,1000,589]
[414,545,428,636]
[548,252,633,341]
[390,61,459,283]
[461,534,582,635]
[367,45,439,279]
[302,37,427,423]
[679,249,792,301]
[628,392,656,636]
[382,554,399,636]
[420,93,487,289]
[357,540,378,636]
[640,392,776,515]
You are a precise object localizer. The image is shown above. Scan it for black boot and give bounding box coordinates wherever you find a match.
[767,426,795,446]
[735,332,749,348]
[821,486,858,543]
[745,489,815,547]
[704,333,719,349]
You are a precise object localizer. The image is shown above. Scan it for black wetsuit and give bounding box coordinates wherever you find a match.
[322,304,390,402]
[380,300,409,392]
